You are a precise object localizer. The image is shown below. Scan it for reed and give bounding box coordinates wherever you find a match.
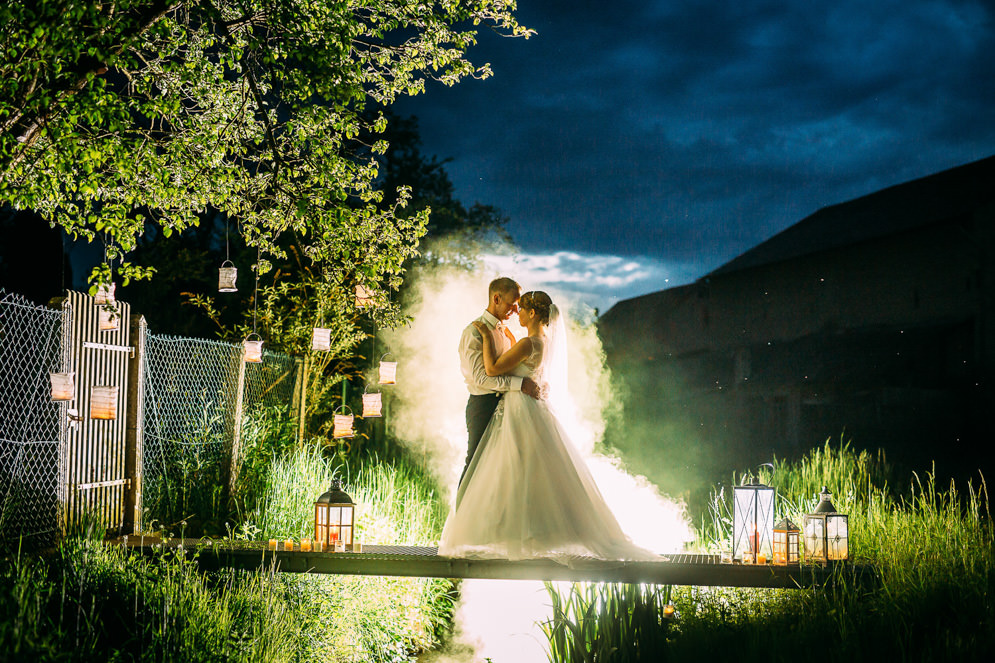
[544,441,995,661]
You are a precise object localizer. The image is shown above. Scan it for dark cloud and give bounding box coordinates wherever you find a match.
[396,0,995,282]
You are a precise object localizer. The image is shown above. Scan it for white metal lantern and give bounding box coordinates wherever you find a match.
[803,486,849,564]
[98,305,119,332]
[378,354,397,385]
[773,517,800,565]
[362,390,382,418]
[243,334,263,363]
[90,385,119,420]
[311,327,332,352]
[354,284,374,309]
[314,479,355,550]
[333,405,355,439]
[732,480,775,563]
[94,282,116,306]
[218,260,238,292]
[49,372,75,402]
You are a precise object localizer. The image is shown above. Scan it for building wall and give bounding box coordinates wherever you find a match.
[600,205,995,485]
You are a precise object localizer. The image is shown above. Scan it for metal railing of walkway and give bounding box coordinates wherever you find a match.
[114,537,858,589]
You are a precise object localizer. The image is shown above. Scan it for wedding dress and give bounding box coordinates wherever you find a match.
[439,309,659,562]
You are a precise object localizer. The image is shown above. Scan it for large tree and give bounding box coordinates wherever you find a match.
[0,0,529,304]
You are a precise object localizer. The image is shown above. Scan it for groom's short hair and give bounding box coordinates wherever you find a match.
[489,277,520,299]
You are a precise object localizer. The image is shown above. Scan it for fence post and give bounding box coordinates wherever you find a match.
[296,356,308,443]
[123,315,146,534]
[228,353,247,493]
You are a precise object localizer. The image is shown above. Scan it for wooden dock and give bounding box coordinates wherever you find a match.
[112,537,851,589]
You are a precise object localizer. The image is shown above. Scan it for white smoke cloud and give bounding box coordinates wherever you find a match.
[384,259,694,663]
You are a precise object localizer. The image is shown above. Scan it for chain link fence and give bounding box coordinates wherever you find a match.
[142,333,301,529]
[0,287,302,541]
[0,289,68,545]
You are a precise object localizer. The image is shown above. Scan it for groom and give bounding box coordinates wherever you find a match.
[457,277,541,488]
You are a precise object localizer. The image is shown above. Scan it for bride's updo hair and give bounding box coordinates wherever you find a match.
[519,291,553,325]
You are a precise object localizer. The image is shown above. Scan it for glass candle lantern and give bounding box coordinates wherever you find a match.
[803,486,849,564]
[354,284,374,309]
[94,282,116,306]
[333,406,354,438]
[98,306,119,332]
[378,354,397,385]
[362,390,383,418]
[50,372,75,402]
[773,518,800,565]
[90,385,119,420]
[314,479,355,551]
[243,334,263,363]
[218,261,238,292]
[732,481,775,563]
[311,327,331,352]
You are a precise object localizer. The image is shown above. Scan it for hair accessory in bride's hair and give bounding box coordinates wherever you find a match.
[520,290,553,325]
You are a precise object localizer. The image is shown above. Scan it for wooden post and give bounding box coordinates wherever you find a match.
[296,356,308,444]
[123,315,146,534]
[228,353,247,493]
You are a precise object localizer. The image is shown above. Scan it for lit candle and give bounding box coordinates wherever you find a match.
[300,539,312,552]
[284,538,294,551]
[757,553,767,564]
[268,539,277,551]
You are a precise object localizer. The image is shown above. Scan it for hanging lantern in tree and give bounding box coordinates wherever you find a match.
[311,327,332,352]
[94,282,116,306]
[362,389,382,418]
[803,486,849,564]
[354,284,374,309]
[98,305,119,332]
[314,479,355,551]
[773,518,800,565]
[218,260,238,292]
[333,405,355,439]
[49,372,75,402]
[732,480,775,563]
[243,334,263,363]
[378,353,397,385]
[90,385,119,420]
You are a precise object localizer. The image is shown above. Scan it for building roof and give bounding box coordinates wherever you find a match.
[708,154,995,278]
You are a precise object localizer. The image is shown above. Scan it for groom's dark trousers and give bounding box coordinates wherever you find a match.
[460,392,502,488]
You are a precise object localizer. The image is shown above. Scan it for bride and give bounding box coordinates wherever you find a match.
[438,291,659,562]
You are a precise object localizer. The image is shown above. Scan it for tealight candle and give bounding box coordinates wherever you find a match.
[284,538,294,551]
[300,539,312,552]
[757,553,767,564]
[268,539,277,551]
[353,540,363,553]
[315,539,324,552]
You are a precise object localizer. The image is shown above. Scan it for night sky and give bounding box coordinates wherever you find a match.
[396,0,995,311]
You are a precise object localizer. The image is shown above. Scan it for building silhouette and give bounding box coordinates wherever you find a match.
[599,155,995,486]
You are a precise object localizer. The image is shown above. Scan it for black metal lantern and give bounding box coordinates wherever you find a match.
[732,480,775,563]
[773,517,800,565]
[314,479,355,551]
[803,486,849,564]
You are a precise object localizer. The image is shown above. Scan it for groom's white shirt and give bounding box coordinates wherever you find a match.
[459,310,524,395]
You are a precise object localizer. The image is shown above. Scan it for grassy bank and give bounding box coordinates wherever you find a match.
[0,444,455,663]
[545,442,995,661]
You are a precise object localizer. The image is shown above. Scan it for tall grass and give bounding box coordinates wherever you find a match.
[0,537,301,661]
[2,439,456,662]
[542,582,675,662]
[544,441,995,661]
[242,443,456,662]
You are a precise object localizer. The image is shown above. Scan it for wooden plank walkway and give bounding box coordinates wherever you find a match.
[112,537,846,589]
